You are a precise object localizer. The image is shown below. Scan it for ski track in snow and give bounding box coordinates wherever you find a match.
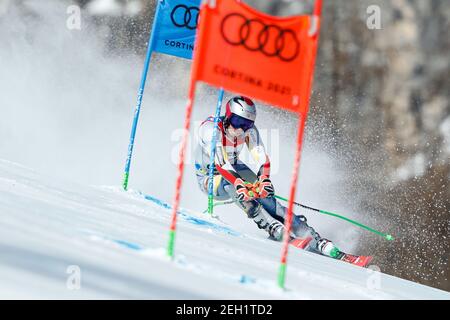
[0,159,449,299]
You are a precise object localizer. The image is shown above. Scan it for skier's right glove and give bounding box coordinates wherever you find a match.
[234,178,255,202]
[258,175,275,198]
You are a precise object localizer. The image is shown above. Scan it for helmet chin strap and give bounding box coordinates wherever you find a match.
[223,117,230,130]
[227,126,244,138]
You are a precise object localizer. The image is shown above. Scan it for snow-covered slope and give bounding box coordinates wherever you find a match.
[0,159,448,299]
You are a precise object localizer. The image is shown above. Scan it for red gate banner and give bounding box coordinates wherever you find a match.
[191,0,320,113]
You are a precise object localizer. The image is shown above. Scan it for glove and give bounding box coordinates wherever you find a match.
[258,175,274,198]
[234,178,255,202]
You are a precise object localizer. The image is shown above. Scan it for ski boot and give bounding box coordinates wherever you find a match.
[252,208,285,241]
[317,238,342,259]
[316,239,373,267]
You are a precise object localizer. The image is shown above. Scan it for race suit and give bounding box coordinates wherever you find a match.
[194,116,322,248]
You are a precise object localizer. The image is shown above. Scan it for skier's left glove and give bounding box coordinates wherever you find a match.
[258,175,275,198]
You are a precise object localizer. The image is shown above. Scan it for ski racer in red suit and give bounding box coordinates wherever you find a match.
[194,96,340,258]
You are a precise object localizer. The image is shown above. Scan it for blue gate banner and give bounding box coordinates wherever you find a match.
[152,0,201,60]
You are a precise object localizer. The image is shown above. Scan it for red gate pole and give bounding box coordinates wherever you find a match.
[277,112,308,288]
[167,84,197,259]
[277,0,323,289]
[314,0,323,16]
[166,0,210,259]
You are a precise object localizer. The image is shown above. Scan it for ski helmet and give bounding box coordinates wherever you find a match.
[224,96,256,132]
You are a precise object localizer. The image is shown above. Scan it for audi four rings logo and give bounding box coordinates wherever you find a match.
[221,13,300,62]
[170,5,200,30]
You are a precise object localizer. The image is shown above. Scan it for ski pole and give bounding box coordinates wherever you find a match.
[274,195,394,241]
[203,199,234,214]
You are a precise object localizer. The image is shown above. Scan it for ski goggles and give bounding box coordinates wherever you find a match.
[228,114,254,132]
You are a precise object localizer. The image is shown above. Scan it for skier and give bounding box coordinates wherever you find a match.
[194,96,342,259]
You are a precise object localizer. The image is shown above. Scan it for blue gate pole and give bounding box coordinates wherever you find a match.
[207,88,225,215]
[123,1,163,190]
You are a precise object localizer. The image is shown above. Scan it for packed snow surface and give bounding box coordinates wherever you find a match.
[0,159,448,299]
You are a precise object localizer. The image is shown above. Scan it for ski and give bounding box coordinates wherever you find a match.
[336,252,373,268]
[289,236,313,249]
[289,237,373,268]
